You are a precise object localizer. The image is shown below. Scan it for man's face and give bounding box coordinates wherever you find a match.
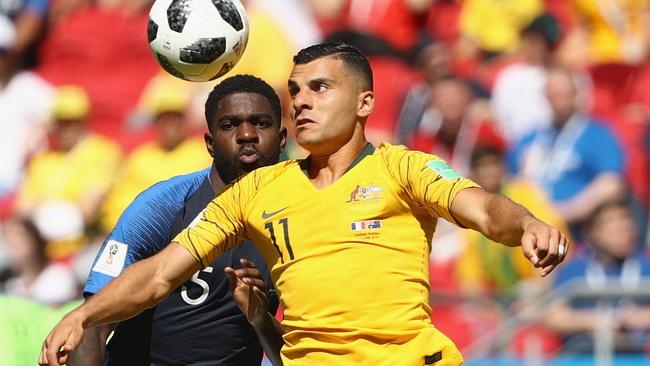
[589,205,638,260]
[431,79,470,134]
[288,56,371,154]
[545,71,578,125]
[205,92,286,184]
[50,118,85,152]
[470,154,504,194]
[154,111,186,150]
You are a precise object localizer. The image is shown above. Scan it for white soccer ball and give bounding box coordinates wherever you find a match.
[148,0,249,82]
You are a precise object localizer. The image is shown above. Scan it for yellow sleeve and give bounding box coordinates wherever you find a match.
[382,144,480,225]
[172,175,253,268]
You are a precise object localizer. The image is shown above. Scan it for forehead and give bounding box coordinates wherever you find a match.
[289,56,348,83]
[216,92,273,116]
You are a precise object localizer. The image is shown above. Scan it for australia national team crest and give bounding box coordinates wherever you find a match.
[346,184,382,203]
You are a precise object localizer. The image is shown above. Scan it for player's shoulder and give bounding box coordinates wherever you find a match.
[375,142,443,165]
[242,160,300,186]
[122,168,209,216]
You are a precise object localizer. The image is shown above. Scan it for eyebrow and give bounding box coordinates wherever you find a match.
[288,77,336,88]
[217,113,274,122]
[311,77,335,85]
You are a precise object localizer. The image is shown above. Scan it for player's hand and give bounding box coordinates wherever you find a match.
[38,311,85,366]
[520,217,569,277]
[225,258,270,327]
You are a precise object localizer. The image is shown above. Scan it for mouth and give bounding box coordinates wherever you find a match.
[295,117,314,129]
[238,146,260,164]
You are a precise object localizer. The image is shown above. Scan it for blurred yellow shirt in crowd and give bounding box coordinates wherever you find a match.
[99,137,210,232]
[573,0,650,63]
[460,0,543,53]
[456,179,568,294]
[19,134,122,213]
[227,6,294,89]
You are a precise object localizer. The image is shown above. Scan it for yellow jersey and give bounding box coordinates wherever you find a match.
[174,143,478,365]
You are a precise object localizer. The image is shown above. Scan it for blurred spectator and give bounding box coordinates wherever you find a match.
[409,77,504,175]
[508,67,625,231]
[491,13,561,144]
[455,145,567,296]
[396,34,452,144]
[0,16,53,204]
[36,3,160,143]
[99,81,211,232]
[458,0,543,56]
[566,0,650,65]
[2,217,77,306]
[16,85,122,257]
[543,200,650,353]
[0,0,48,66]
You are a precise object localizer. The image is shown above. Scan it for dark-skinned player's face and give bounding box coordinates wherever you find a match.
[205,92,286,184]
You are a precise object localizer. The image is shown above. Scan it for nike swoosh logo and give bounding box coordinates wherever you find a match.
[262,207,289,219]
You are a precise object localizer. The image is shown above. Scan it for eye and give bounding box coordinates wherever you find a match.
[253,118,273,128]
[219,121,235,131]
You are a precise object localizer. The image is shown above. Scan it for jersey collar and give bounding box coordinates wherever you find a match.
[299,143,375,177]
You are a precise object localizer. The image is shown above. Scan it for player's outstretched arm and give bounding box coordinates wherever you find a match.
[226,259,284,366]
[450,187,569,277]
[66,323,114,366]
[39,243,201,366]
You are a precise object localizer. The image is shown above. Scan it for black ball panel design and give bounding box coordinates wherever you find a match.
[167,0,192,33]
[211,0,243,31]
[147,17,159,43]
[179,37,226,64]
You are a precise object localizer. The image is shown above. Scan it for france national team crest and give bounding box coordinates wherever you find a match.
[92,240,128,277]
[351,220,382,231]
[346,184,383,203]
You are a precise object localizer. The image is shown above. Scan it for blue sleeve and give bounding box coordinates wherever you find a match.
[24,0,49,17]
[552,259,586,290]
[506,133,535,175]
[586,124,624,175]
[84,170,209,295]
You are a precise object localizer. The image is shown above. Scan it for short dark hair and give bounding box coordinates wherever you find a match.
[205,74,282,130]
[293,42,374,90]
[521,13,561,49]
[470,144,504,169]
[585,199,630,229]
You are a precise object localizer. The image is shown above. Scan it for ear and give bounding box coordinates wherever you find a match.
[357,91,374,118]
[204,132,215,158]
[278,127,288,153]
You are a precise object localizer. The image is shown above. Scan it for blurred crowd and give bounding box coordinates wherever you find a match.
[2,0,650,361]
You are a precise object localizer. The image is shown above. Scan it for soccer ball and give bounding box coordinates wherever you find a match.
[148,0,249,82]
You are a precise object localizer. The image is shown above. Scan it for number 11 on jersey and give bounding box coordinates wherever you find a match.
[264,218,294,262]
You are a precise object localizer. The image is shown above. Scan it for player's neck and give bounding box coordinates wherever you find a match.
[307,134,369,189]
[209,165,227,195]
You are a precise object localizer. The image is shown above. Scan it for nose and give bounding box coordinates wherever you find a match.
[292,89,312,117]
[235,121,259,144]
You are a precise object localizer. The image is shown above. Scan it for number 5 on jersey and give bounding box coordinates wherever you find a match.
[181,266,213,305]
[265,218,294,263]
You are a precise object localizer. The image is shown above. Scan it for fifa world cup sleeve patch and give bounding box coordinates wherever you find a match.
[426,160,461,180]
[92,240,128,277]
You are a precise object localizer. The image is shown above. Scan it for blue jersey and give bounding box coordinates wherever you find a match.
[84,169,278,365]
